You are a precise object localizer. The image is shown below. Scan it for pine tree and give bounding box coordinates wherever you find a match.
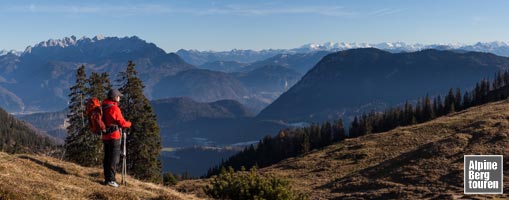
[455,88,462,111]
[349,117,360,137]
[117,61,162,183]
[332,119,345,142]
[423,95,434,121]
[502,70,509,87]
[404,100,414,125]
[463,91,471,109]
[445,88,455,114]
[415,98,422,123]
[473,83,481,105]
[65,65,91,165]
[432,97,438,119]
[299,131,310,154]
[78,72,112,166]
[320,122,333,147]
[436,95,444,117]
[309,123,321,149]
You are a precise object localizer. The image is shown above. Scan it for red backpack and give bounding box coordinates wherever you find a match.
[86,97,107,135]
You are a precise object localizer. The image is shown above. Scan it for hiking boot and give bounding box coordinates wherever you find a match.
[107,181,119,188]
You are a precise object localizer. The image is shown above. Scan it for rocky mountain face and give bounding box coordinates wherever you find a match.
[0,36,194,112]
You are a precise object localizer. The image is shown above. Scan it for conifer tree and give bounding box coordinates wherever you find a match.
[502,70,509,87]
[432,97,438,118]
[332,119,345,142]
[463,91,471,109]
[299,131,310,154]
[445,88,455,113]
[473,83,481,105]
[309,123,321,149]
[436,95,444,117]
[404,100,413,125]
[349,117,360,137]
[415,98,422,123]
[117,61,162,183]
[65,65,90,165]
[320,122,333,147]
[423,95,434,121]
[455,88,462,111]
[80,72,112,166]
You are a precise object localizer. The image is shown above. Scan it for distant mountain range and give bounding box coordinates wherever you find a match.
[0,36,195,112]
[257,48,509,123]
[176,41,509,67]
[0,36,312,113]
[4,36,509,114]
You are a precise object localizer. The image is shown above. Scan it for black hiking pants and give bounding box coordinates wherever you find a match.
[103,139,121,183]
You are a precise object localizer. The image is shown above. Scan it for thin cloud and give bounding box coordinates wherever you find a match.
[2,4,173,15]
[369,8,407,17]
[1,3,404,18]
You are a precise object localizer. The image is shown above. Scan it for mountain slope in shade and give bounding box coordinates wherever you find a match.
[259,100,509,199]
[240,51,331,74]
[151,97,254,126]
[152,69,250,103]
[0,106,58,153]
[151,97,287,147]
[16,109,68,143]
[0,152,202,199]
[258,48,509,123]
[176,49,288,66]
[198,60,249,72]
[0,86,24,112]
[234,65,302,94]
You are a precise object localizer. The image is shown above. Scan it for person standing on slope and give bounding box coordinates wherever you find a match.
[102,89,131,187]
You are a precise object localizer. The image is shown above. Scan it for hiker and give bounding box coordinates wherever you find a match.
[102,89,131,187]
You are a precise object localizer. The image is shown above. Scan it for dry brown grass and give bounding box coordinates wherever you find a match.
[256,99,509,199]
[0,152,204,200]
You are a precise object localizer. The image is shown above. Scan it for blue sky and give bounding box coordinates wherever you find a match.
[1,0,508,52]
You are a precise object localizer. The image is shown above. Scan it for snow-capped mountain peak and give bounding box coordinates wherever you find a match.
[25,35,116,53]
[294,41,509,56]
[0,49,21,56]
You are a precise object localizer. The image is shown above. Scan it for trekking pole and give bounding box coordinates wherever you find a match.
[121,128,127,186]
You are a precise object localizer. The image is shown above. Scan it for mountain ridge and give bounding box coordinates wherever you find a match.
[257,48,509,123]
[176,41,509,66]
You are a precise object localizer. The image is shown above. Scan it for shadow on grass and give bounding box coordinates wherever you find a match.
[18,155,69,175]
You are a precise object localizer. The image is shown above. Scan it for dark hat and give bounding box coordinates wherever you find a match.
[108,89,124,99]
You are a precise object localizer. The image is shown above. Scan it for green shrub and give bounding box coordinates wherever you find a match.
[204,166,307,200]
[163,171,178,186]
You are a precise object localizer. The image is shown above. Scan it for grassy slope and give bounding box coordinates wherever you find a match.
[260,99,509,199]
[0,152,204,200]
